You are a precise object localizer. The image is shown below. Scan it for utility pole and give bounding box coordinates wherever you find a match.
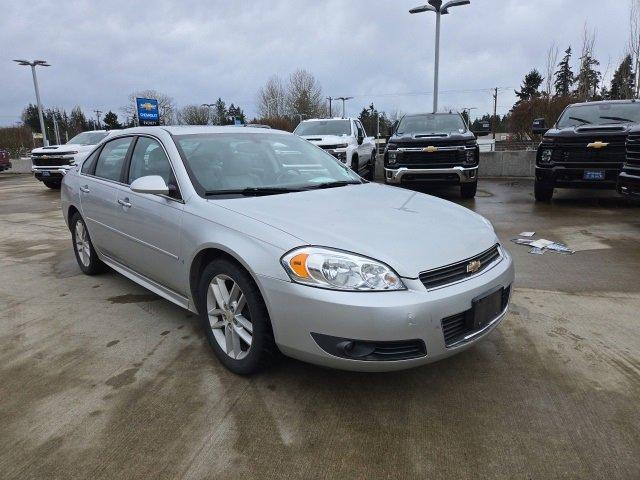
[13,59,51,146]
[327,97,333,117]
[336,96,353,118]
[94,110,102,129]
[492,87,498,140]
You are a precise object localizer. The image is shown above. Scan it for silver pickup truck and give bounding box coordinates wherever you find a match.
[31,130,111,189]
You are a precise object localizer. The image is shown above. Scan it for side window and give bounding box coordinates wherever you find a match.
[81,149,99,174]
[94,137,133,182]
[356,121,365,138]
[128,137,175,187]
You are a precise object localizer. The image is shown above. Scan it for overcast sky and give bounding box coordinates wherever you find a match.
[0,0,632,127]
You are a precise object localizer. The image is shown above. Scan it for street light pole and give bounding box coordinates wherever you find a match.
[336,96,353,118]
[409,1,470,114]
[14,59,50,146]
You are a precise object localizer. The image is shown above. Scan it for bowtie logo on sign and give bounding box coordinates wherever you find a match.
[136,98,160,126]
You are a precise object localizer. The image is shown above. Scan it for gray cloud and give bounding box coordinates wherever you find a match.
[0,0,630,126]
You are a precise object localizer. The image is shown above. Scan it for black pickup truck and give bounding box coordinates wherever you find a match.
[532,100,640,201]
[618,126,640,197]
[384,113,486,198]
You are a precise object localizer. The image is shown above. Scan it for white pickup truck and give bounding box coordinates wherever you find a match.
[31,130,111,189]
[294,118,377,180]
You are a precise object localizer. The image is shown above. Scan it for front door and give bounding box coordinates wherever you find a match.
[111,136,185,294]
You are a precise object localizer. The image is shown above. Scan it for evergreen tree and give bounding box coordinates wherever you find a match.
[103,111,122,130]
[575,51,601,101]
[554,47,575,97]
[69,106,89,135]
[515,69,543,103]
[227,104,246,124]
[609,54,635,100]
[213,98,227,125]
[21,104,41,132]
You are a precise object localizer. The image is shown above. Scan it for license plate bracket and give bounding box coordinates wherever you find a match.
[472,287,504,330]
[583,169,605,180]
[42,171,50,177]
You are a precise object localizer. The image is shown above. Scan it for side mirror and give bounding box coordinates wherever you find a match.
[532,118,548,135]
[130,175,169,195]
[357,134,364,145]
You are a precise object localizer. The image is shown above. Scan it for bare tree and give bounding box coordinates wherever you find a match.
[122,89,176,125]
[177,105,210,125]
[257,75,287,118]
[285,69,327,119]
[630,0,640,97]
[544,42,559,97]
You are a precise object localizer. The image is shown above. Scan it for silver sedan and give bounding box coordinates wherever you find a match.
[61,126,514,374]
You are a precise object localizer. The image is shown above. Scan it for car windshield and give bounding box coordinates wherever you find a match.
[396,114,466,135]
[174,132,362,195]
[294,120,352,136]
[556,103,640,127]
[66,131,108,145]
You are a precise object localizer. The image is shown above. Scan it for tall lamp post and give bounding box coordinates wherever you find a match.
[409,0,470,114]
[13,59,51,146]
[336,96,353,118]
[201,103,215,124]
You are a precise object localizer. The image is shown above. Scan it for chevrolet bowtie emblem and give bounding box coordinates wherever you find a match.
[587,141,609,149]
[139,102,155,111]
[423,146,438,153]
[466,260,482,273]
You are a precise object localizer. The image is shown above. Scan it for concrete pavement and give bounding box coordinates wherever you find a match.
[0,175,638,479]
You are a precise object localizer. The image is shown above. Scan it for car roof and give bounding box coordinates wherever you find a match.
[568,100,638,107]
[112,125,290,136]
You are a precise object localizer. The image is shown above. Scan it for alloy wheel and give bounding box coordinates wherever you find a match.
[75,220,91,267]
[206,274,253,360]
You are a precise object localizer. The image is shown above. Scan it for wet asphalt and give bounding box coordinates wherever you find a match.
[0,174,638,479]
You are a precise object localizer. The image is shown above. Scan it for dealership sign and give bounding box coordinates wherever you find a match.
[136,97,160,126]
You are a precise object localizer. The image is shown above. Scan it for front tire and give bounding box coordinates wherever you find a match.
[43,180,61,189]
[534,182,554,202]
[198,259,276,375]
[460,180,478,198]
[351,154,359,175]
[364,150,376,180]
[70,213,106,275]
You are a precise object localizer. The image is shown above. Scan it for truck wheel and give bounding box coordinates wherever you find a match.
[351,154,359,175]
[460,181,478,199]
[534,182,554,202]
[70,212,106,275]
[364,151,376,180]
[198,259,277,375]
[43,180,61,189]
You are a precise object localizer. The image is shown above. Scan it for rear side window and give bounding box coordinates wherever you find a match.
[81,149,99,174]
[94,137,133,182]
[128,137,174,186]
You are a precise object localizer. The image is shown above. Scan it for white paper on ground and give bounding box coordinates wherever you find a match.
[519,231,535,237]
[529,239,555,249]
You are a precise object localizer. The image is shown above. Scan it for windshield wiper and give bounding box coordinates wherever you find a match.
[568,116,591,125]
[303,180,362,190]
[205,187,302,197]
[600,115,635,123]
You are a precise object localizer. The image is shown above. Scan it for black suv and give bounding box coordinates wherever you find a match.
[384,113,483,198]
[618,126,640,197]
[533,100,640,201]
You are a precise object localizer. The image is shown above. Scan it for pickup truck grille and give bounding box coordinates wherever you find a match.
[397,149,466,168]
[31,156,74,167]
[318,144,344,151]
[549,136,626,168]
[419,244,501,290]
[625,132,640,168]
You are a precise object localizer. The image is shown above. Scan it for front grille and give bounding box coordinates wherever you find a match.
[441,286,511,346]
[32,157,73,166]
[319,144,344,151]
[549,136,626,167]
[419,244,501,290]
[625,132,640,168]
[397,149,466,168]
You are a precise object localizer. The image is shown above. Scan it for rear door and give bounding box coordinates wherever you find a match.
[78,137,134,260]
[354,120,368,170]
[111,136,185,294]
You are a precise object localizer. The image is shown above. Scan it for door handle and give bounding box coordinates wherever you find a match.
[80,185,90,193]
[117,198,132,208]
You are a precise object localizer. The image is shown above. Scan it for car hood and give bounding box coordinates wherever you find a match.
[215,183,497,278]
[31,144,96,155]
[299,134,351,146]
[544,123,634,139]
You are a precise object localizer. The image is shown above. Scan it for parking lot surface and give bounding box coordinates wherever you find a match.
[1,174,638,479]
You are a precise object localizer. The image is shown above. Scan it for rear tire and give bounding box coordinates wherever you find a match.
[43,180,61,189]
[198,259,276,375]
[364,151,376,180]
[460,180,478,199]
[534,182,554,202]
[70,213,106,275]
[351,154,359,175]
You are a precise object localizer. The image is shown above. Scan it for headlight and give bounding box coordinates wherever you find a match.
[464,149,476,164]
[334,143,348,149]
[281,247,405,291]
[540,149,552,163]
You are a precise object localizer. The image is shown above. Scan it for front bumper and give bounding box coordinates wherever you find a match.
[535,165,620,189]
[0,162,11,172]
[259,248,514,372]
[32,165,73,182]
[385,166,478,185]
[617,169,640,196]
